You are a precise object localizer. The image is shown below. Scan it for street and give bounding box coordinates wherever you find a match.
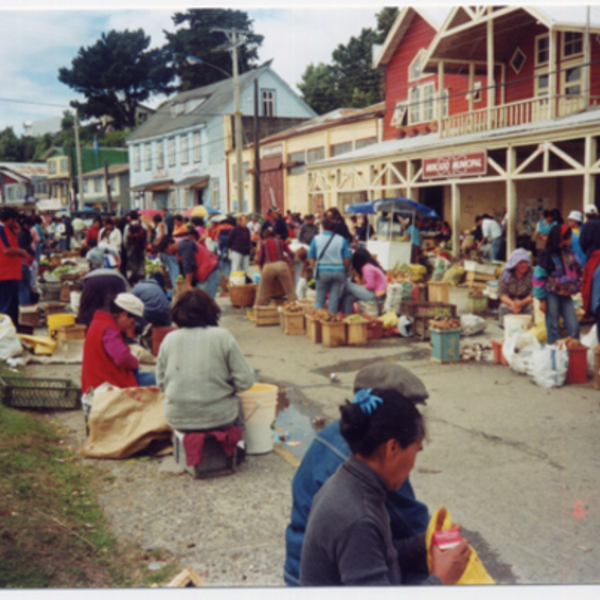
[38,286,600,586]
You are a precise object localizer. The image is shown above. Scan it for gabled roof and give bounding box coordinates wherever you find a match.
[0,162,47,179]
[126,63,315,143]
[423,5,600,73]
[374,6,451,69]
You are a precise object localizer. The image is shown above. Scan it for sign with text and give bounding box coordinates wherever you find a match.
[423,151,487,179]
[262,144,283,158]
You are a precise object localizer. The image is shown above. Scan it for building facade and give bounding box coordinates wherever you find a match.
[126,64,316,215]
[0,163,48,207]
[82,164,131,213]
[307,6,600,256]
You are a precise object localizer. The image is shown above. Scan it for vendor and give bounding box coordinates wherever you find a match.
[498,249,534,327]
[339,248,387,315]
[403,216,422,264]
[227,214,252,275]
[83,238,120,270]
[77,267,129,327]
[300,386,470,585]
[130,274,172,327]
[533,210,556,253]
[98,217,123,256]
[157,289,254,431]
[82,293,156,391]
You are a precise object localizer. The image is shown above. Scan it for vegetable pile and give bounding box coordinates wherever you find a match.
[429,317,461,330]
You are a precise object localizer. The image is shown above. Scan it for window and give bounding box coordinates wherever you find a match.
[409,49,426,81]
[83,179,89,193]
[193,131,201,162]
[472,81,482,103]
[144,143,151,171]
[330,142,353,157]
[288,150,306,175]
[307,147,325,163]
[422,83,435,121]
[510,48,526,74]
[536,73,549,97]
[108,178,115,192]
[262,90,275,117]
[186,98,206,113]
[563,31,583,58]
[563,65,582,96]
[7,187,14,200]
[231,162,250,181]
[133,145,140,172]
[181,134,189,165]
[156,140,164,170]
[48,161,56,175]
[212,179,219,208]
[441,88,449,117]
[94,177,102,193]
[168,137,176,167]
[355,137,377,150]
[390,102,407,127]
[409,86,420,123]
[60,158,69,173]
[536,34,549,66]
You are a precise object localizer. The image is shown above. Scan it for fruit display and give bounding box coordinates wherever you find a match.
[556,337,585,349]
[429,317,461,330]
[309,308,343,322]
[282,301,304,314]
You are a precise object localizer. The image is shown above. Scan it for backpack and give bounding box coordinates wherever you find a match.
[127,224,147,252]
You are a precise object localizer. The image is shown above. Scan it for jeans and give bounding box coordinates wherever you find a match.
[545,293,579,345]
[161,252,180,289]
[196,267,221,299]
[135,371,157,387]
[230,251,249,275]
[315,270,347,314]
[491,237,502,261]
[0,280,20,327]
[18,264,31,306]
[340,281,378,315]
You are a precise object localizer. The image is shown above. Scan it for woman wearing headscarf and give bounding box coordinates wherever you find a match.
[533,224,583,344]
[497,249,534,327]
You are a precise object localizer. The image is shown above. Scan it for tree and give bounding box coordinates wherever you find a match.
[298,8,399,114]
[58,29,175,130]
[163,9,264,92]
[297,63,340,115]
[0,127,25,162]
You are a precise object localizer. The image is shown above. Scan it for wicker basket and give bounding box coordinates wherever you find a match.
[0,377,81,410]
[229,284,257,308]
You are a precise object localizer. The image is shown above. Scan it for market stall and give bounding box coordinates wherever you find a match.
[346,198,440,270]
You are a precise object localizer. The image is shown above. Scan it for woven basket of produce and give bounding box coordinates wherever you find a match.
[229,284,257,308]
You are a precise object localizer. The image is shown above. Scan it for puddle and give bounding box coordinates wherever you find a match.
[311,349,431,378]
[261,381,327,460]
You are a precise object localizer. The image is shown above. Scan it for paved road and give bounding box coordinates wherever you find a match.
[37,288,600,586]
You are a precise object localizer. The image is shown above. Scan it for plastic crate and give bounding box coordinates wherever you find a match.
[0,377,81,410]
[430,328,461,363]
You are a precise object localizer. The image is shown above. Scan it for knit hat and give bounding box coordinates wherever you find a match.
[114,293,145,318]
[354,362,429,405]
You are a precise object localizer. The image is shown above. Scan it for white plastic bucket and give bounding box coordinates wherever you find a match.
[504,314,533,340]
[70,291,81,314]
[239,383,278,454]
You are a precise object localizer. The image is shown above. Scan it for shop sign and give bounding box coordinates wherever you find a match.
[152,170,168,179]
[262,144,282,158]
[423,151,487,179]
[182,166,199,176]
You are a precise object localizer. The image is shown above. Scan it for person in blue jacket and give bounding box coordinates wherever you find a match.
[283,362,430,586]
[566,210,586,267]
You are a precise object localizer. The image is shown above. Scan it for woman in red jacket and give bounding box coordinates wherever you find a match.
[82,293,156,391]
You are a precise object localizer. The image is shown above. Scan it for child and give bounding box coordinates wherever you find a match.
[295,247,313,300]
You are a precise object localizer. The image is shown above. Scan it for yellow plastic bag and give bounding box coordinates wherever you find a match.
[377,311,399,330]
[528,320,547,345]
[407,264,427,283]
[425,507,495,585]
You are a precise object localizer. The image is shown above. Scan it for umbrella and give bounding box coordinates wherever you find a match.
[139,209,165,218]
[182,205,220,218]
[374,198,440,220]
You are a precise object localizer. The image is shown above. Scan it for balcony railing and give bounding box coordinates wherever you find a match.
[439,95,600,139]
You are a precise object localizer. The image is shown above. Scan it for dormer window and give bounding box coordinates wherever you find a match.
[563,31,583,58]
[510,48,526,74]
[409,49,426,81]
[186,98,206,113]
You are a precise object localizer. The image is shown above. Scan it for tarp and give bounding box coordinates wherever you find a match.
[346,197,440,220]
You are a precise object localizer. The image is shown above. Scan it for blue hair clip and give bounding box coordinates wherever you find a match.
[352,388,383,415]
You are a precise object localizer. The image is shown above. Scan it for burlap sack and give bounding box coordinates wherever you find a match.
[82,387,172,459]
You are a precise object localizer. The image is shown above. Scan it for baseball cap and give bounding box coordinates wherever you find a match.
[354,362,429,405]
[114,293,145,318]
[584,204,599,216]
[567,210,583,223]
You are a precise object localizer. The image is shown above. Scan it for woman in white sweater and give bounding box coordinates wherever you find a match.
[156,289,254,431]
[99,217,123,255]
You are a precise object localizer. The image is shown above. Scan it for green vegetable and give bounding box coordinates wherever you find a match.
[175,275,185,282]
[344,315,367,323]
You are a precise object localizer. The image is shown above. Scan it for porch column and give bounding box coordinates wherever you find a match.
[584,134,597,212]
[506,146,517,256]
[451,182,461,257]
[438,61,445,127]
[468,63,475,113]
[549,29,557,118]
[406,160,414,201]
[487,19,495,129]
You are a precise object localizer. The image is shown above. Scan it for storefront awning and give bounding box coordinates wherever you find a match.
[129,179,173,193]
[174,175,209,189]
[260,156,283,172]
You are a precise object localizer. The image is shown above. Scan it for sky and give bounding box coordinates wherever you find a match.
[0,1,392,137]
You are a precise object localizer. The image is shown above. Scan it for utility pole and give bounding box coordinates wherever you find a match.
[74,112,85,211]
[104,159,113,213]
[212,27,247,211]
[253,79,261,213]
